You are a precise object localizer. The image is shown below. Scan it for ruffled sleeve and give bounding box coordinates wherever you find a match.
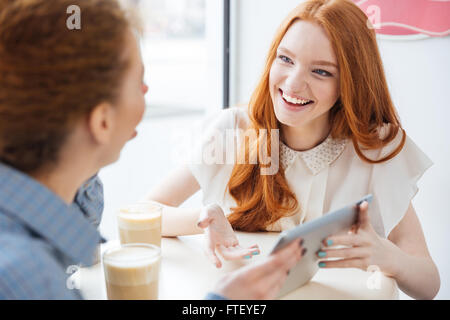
[370,127,433,238]
[187,107,250,207]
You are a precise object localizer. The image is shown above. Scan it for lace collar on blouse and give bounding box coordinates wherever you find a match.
[280,134,347,175]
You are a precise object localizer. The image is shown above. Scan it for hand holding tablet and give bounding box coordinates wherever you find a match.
[270,194,373,297]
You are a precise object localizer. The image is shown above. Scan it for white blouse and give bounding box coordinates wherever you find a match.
[187,107,433,238]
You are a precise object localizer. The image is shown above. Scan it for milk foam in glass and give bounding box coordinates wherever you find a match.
[103,243,161,300]
[117,202,162,246]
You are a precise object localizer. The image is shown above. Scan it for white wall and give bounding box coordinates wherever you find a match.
[379,37,450,300]
[230,0,302,104]
[230,0,450,300]
[205,0,225,110]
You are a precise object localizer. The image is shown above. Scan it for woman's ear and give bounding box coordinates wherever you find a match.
[87,102,116,145]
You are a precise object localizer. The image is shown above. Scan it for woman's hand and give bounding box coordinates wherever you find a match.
[212,238,304,299]
[197,204,260,268]
[317,201,402,277]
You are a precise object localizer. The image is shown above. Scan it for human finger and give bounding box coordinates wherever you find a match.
[203,240,222,268]
[322,232,368,248]
[197,204,224,229]
[318,258,367,270]
[253,242,304,298]
[197,206,213,229]
[316,246,368,260]
[260,239,303,276]
[197,216,213,229]
[356,201,370,229]
[258,267,290,299]
[218,244,260,260]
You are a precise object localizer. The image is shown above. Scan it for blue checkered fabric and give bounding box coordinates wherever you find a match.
[0,162,103,299]
[72,174,104,229]
[204,292,228,300]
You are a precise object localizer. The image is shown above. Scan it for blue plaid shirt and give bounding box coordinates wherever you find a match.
[0,162,104,300]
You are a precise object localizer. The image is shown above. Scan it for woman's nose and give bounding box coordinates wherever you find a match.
[142,83,149,95]
[285,67,309,92]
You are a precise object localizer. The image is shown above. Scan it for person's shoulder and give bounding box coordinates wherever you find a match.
[376,123,431,164]
[0,231,78,299]
[202,106,250,132]
[378,122,403,144]
[226,105,251,128]
[73,174,104,228]
[368,124,433,238]
[229,105,251,128]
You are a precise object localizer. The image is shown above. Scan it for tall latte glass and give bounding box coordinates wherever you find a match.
[103,243,161,300]
[117,202,162,246]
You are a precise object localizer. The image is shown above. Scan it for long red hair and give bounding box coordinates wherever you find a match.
[227,0,406,232]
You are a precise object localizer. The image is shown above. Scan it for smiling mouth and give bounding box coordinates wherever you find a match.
[279,89,314,107]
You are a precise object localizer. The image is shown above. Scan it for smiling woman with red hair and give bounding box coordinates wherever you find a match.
[0,0,306,300]
[147,0,440,299]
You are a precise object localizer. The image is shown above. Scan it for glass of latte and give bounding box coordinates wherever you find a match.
[103,243,161,300]
[117,201,162,247]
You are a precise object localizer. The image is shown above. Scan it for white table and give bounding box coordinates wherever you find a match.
[76,231,399,300]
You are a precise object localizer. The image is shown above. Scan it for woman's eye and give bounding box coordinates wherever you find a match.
[278,55,293,64]
[313,69,332,77]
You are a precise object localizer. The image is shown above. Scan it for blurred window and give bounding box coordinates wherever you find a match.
[131,0,210,115]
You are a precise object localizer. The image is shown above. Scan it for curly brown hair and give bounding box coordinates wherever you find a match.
[0,0,131,173]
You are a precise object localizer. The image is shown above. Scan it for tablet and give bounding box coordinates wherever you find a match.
[270,194,373,298]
